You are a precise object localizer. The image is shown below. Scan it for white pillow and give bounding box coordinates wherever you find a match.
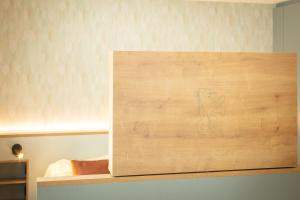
[44,159,73,177]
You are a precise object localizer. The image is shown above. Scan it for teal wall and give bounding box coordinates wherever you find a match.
[38,173,300,200]
[274,0,300,162]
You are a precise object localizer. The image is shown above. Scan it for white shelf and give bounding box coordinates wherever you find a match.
[37,166,300,187]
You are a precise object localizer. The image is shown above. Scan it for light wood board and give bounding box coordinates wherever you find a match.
[110,51,297,176]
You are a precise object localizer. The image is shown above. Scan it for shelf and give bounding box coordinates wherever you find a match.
[0,160,28,200]
[37,165,300,187]
[0,179,26,185]
[0,130,108,138]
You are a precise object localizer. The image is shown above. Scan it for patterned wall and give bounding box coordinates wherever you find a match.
[0,0,273,132]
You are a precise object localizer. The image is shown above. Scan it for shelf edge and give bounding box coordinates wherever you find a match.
[37,165,300,187]
[0,178,26,185]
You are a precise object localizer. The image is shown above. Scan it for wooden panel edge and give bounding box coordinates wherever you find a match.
[26,160,29,200]
[111,51,297,55]
[108,51,114,175]
[37,166,300,187]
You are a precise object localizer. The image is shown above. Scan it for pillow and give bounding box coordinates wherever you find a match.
[44,159,73,177]
[71,159,110,175]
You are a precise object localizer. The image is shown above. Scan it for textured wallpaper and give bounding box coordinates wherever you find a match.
[0,0,273,131]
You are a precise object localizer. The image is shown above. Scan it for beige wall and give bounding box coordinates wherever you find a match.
[0,0,273,200]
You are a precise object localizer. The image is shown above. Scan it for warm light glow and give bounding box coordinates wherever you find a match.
[17,153,24,160]
[0,122,108,133]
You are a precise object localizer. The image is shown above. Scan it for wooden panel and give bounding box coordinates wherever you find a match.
[110,51,297,176]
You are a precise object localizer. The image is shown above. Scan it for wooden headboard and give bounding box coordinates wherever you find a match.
[109,51,297,177]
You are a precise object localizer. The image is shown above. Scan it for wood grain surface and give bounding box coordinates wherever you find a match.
[109,51,297,176]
